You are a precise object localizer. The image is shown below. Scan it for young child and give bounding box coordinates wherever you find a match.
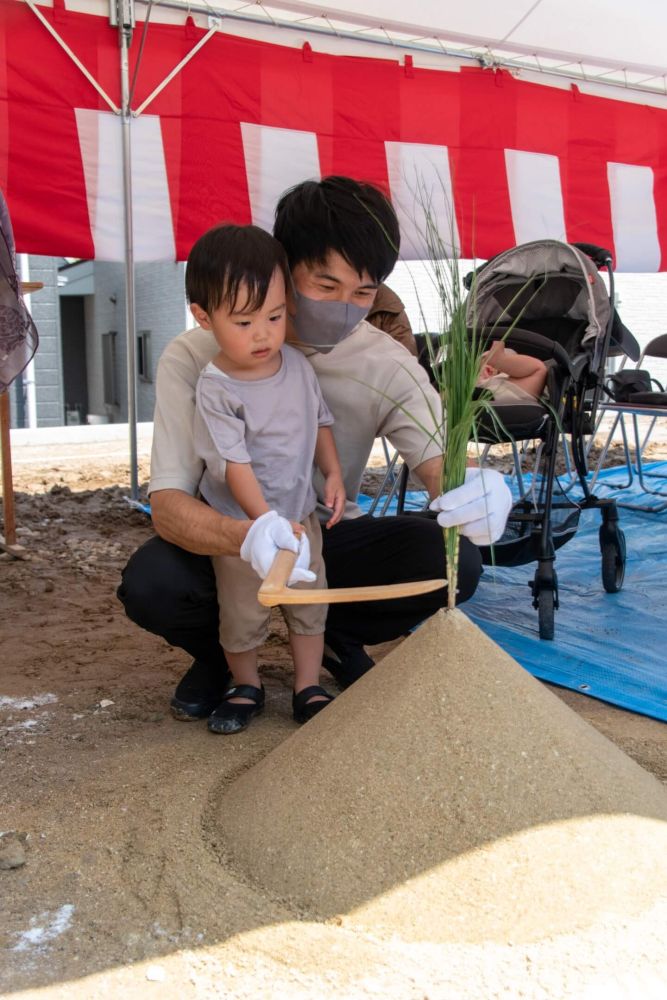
[477,340,548,404]
[188,224,345,735]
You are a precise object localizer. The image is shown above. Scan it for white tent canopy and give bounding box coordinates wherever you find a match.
[145,0,667,96]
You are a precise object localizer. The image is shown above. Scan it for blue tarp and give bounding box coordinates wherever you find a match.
[359,464,667,722]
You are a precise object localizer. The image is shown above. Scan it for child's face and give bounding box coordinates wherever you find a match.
[191,269,286,374]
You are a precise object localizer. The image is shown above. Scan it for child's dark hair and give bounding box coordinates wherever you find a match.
[186,224,290,315]
[273,176,400,284]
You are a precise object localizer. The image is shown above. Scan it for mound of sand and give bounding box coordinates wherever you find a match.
[216,610,667,946]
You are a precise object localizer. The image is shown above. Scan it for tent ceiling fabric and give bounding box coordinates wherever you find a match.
[156,0,667,92]
[3,0,667,269]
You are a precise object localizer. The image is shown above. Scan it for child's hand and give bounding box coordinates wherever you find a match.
[323,472,346,527]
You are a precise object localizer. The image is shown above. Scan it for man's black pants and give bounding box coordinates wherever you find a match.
[116,513,483,667]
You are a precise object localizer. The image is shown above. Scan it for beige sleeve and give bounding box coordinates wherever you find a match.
[149,351,203,496]
[375,355,444,471]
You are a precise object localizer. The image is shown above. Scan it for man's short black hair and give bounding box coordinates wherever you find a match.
[273,176,400,283]
[185,224,290,315]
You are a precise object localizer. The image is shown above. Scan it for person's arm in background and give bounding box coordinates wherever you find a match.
[484,342,548,398]
[367,283,418,357]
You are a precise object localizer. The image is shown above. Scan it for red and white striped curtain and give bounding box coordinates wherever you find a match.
[2,1,667,269]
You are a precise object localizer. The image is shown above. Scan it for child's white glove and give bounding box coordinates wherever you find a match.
[429,468,512,546]
[240,510,317,584]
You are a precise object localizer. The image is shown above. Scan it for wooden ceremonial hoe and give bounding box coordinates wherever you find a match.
[257,548,446,607]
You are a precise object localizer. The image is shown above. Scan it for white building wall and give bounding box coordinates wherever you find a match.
[134,260,188,421]
[84,261,124,420]
[80,260,186,424]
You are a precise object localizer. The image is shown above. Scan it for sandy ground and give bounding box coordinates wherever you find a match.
[1,435,666,998]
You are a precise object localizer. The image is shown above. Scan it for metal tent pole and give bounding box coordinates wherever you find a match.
[116,0,139,499]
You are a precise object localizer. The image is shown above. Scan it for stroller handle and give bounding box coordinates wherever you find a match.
[571,242,613,269]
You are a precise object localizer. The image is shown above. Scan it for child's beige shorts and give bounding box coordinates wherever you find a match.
[211,511,327,652]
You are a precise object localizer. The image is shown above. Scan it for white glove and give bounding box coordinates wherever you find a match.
[239,510,316,584]
[429,467,512,546]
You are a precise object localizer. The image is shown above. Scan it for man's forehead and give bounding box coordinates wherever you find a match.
[302,252,376,287]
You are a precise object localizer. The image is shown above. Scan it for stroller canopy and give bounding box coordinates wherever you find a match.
[466,240,611,349]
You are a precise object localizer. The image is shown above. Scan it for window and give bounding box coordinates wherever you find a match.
[137,330,152,383]
[102,331,118,406]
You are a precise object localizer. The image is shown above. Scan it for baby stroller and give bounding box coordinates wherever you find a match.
[461,239,628,639]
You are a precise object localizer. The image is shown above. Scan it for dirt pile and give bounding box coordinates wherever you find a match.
[217,610,667,945]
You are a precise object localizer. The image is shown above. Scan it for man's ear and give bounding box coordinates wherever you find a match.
[190,303,211,329]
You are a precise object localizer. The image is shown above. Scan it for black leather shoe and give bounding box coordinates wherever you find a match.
[170,659,231,720]
[322,633,374,690]
[292,685,334,724]
[207,684,265,735]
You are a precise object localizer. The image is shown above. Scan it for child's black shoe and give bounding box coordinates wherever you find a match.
[208,684,265,734]
[292,685,334,724]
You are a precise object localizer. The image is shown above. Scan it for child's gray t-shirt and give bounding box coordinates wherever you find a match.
[194,344,333,523]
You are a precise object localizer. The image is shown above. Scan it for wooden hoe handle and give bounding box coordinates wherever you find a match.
[257,548,446,608]
[258,548,298,599]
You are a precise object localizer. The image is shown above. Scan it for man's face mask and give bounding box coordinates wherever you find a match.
[291,287,370,354]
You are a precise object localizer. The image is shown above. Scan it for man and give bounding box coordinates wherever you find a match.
[117,176,511,725]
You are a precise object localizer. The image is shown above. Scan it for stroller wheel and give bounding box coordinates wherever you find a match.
[601,533,626,593]
[531,568,558,641]
[538,588,555,641]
